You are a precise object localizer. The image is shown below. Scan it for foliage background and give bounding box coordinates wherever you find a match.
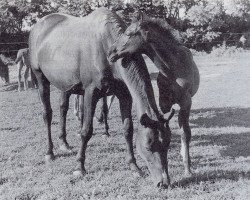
[0,0,250,55]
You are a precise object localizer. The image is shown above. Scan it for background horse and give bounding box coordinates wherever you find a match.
[29,8,173,187]
[15,48,37,91]
[109,12,200,177]
[73,94,115,136]
[0,54,11,84]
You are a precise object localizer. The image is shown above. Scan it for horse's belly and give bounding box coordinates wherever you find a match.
[38,53,84,91]
[42,64,81,91]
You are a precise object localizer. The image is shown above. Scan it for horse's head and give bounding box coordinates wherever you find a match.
[137,109,175,188]
[108,12,151,63]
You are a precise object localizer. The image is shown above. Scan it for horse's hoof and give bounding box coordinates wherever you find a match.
[184,171,193,178]
[130,164,143,177]
[45,154,55,164]
[132,170,143,178]
[73,170,86,177]
[59,144,73,153]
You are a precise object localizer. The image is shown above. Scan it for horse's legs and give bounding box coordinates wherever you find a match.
[114,83,141,175]
[35,70,54,162]
[101,96,110,136]
[17,61,23,92]
[179,96,192,177]
[4,65,9,84]
[73,95,80,121]
[74,86,99,176]
[59,91,72,152]
[96,95,114,123]
[30,69,38,88]
[23,66,29,91]
[107,95,115,110]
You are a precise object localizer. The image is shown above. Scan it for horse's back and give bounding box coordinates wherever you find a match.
[29,8,115,92]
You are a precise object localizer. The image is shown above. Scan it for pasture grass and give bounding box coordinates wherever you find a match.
[0,51,250,199]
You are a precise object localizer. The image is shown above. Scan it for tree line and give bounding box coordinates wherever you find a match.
[0,0,249,55]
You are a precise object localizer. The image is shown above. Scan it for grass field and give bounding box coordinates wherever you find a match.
[0,51,250,200]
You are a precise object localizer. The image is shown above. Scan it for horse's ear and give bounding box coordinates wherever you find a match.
[141,30,149,41]
[140,113,157,129]
[164,109,175,128]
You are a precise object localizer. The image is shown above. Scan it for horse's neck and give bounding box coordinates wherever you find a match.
[146,44,176,81]
[148,41,191,80]
[117,57,160,120]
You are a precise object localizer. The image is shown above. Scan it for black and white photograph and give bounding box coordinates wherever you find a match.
[0,0,250,199]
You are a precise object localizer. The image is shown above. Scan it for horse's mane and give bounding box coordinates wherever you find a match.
[102,9,157,118]
[103,10,126,40]
[143,18,182,45]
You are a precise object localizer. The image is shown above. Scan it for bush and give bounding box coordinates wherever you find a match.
[209,43,244,57]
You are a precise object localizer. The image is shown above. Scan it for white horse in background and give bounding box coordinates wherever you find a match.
[15,48,37,91]
[73,94,115,136]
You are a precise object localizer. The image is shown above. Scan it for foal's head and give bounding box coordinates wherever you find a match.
[108,12,180,63]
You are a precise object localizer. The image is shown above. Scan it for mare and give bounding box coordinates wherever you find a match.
[29,8,174,187]
[15,48,37,91]
[0,54,10,84]
[109,13,200,177]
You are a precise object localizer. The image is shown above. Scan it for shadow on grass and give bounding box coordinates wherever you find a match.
[190,107,250,128]
[192,131,250,158]
[55,151,77,159]
[172,170,250,188]
[0,127,20,132]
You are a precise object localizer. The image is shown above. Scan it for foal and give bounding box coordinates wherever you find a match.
[15,48,37,91]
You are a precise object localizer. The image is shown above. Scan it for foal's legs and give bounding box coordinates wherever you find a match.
[17,61,23,92]
[114,82,141,175]
[30,69,38,88]
[179,94,192,177]
[23,66,29,91]
[35,70,54,162]
[74,86,99,176]
[101,96,110,136]
[59,91,72,152]
[96,95,114,123]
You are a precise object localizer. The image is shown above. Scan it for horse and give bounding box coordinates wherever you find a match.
[0,54,11,84]
[73,94,115,136]
[15,48,37,91]
[29,8,174,187]
[109,12,200,177]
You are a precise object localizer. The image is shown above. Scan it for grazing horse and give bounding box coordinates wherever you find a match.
[0,54,10,84]
[15,48,37,91]
[109,13,200,177]
[29,8,174,187]
[73,94,115,136]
